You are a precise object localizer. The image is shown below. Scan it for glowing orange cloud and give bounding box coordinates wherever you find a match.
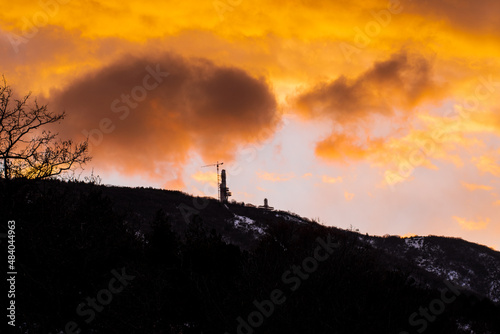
[453,216,490,231]
[473,153,500,177]
[344,191,355,201]
[461,182,494,191]
[191,171,218,185]
[257,171,296,182]
[322,175,343,184]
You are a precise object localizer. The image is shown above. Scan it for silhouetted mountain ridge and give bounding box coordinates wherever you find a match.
[94,181,500,305]
[2,178,499,334]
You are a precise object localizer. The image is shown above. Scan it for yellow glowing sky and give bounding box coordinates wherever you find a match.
[1,0,500,249]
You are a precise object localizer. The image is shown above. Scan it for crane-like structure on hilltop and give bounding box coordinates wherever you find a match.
[201,161,224,201]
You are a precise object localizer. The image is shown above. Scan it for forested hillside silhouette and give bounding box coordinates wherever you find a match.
[2,178,499,334]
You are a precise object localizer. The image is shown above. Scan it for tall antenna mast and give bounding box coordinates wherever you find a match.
[201,161,224,201]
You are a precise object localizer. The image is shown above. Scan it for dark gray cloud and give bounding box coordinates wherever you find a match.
[47,53,279,185]
[295,52,439,123]
[408,0,500,33]
[293,51,443,161]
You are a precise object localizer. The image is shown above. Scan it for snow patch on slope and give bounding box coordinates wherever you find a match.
[232,215,266,237]
[489,281,500,303]
[405,237,424,249]
[447,270,459,281]
[275,212,308,224]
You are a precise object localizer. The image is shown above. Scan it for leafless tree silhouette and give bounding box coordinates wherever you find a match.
[0,77,90,180]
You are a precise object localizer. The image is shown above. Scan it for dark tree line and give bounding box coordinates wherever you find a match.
[3,179,500,334]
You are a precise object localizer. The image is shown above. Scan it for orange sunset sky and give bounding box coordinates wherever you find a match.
[1,0,499,249]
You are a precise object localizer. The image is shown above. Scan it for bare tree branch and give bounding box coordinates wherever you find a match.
[0,76,91,180]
